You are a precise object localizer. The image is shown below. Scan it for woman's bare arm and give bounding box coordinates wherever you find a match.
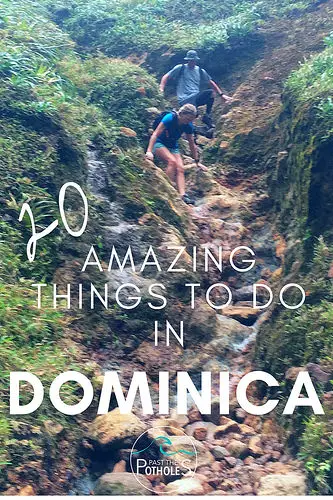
[146,122,165,159]
[186,134,208,171]
[187,134,199,161]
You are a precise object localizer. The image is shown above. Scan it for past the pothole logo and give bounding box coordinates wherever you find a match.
[130,426,198,493]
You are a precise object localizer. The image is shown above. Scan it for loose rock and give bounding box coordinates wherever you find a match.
[257,473,307,496]
[164,477,205,495]
[211,446,229,460]
[87,408,146,448]
[94,472,152,495]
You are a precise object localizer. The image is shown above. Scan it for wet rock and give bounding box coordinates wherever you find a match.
[87,408,146,448]
[146,107,160,117]
[271,450,282,461]
[202,359,229,372]
[196,135,211,147]
[2,487,18,496]
[209,315,252,353]
[257,473,307,496]
[94,472,152,495]
[211,446,229,460]
[233,285,267,302]
[170,409,189,427]
[187,299,220,340]
[306,363,331,383]
[188,407,202,423]
[285,366,305,381]
[112,460,127,473]
[118,448,133,464]
[256,454,271,465]
[221,305,260,323]
[119,127,137,138]
[242,484,254,494]
[194,427,208,441]
[262,419,279,436]
[17,485,35,496]
[227,439,249,458]
[248,436,264,457]
[152,418,184,436]
[239,424,256,435]
[214,419,241,437]
[43,420,64,437]
[244,415,262,432]
[224,456,237,468]
[244,456,255,465]
[164,477,205,495]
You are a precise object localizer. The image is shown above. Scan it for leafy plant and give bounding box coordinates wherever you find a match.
[36,0,318,58]
[286,33,333,125]
[299,416,333,494]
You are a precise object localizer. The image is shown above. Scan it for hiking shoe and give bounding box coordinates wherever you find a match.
[182,193,195,205]
[202,113,214,128]
[205,127,215,139]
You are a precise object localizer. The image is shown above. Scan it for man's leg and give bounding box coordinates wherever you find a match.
[195,89,214,114]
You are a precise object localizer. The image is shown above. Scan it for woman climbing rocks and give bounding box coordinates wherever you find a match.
[145,104,207,205]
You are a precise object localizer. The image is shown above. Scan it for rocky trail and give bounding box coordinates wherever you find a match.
[73,139,305,496]
[65,2,333,495]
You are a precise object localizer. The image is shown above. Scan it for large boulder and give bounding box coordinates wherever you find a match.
[257,473,307,496]
[94,472,152,495]
[87,408,146,448]
[164,477,205,495]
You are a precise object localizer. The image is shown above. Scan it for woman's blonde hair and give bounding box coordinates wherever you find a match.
[178,103,197,117]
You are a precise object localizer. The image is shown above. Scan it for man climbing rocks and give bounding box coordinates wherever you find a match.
[145,104,207,205]
[159,50,232,129]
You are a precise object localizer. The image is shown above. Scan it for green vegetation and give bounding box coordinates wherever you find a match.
[256,238,333,494]
[1,0,332,494]
[60,55,162,139]
[0,1,185,490]
[259,33,333,494]
[40,0,318,59]
[299,416,333,494]
[256,238,333,376]
[286,32,333,124]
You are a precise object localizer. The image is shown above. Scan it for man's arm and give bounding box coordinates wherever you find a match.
[209,79,232,101]
[159,73,169,93]
[160,65,182,93]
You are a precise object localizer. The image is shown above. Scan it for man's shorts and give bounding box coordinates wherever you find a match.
[153,140,179,155]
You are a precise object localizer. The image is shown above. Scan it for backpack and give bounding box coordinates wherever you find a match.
[179,63,205,84]
[152,110,177,130]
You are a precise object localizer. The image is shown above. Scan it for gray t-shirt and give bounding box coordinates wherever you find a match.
[167,64,211,105]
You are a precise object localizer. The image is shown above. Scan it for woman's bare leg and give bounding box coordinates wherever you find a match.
[154,147,177,184]
[173,153,186,197]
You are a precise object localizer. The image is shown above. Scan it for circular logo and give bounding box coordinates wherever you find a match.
[130,426,198,493]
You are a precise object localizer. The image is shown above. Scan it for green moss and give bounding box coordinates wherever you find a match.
[60,55,162,140]
[299,415,333,494]
[256,238,333,372]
